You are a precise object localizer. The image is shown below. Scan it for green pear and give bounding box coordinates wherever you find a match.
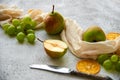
[37,38,68,58]
[43,39,67,58]
[43,5,65,34]
[82,26,106,42]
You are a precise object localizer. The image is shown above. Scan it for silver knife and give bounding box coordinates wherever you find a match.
[29,64,113,80]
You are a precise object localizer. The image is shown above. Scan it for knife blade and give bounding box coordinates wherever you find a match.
[29,64,113,80]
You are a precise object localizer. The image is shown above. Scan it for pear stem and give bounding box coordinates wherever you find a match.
[52,5,54,14]
[37,38,43,43]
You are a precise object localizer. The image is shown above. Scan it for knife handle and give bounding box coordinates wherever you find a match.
[70,71,113,80]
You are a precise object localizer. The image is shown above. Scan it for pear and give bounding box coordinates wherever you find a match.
[43,5,65,34]
[82,26,106,42]
[37,38,68,58]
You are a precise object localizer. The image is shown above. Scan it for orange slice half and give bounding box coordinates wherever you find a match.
[106,32,120,40]
[76,59,100,75]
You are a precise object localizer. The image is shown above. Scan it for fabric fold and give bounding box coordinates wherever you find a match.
[61,18,120,59]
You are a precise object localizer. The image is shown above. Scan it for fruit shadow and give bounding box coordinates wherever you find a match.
[47,34,61,40]
[48,56,67,66]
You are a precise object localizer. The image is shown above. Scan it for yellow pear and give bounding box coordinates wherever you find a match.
[43,5,65,35]
[38,38,68,58]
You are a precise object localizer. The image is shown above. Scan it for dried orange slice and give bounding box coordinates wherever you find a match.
[106,32,120,40]
[76,59,100,74]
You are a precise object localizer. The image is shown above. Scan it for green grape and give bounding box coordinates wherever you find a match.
[115,60,120,72]
[22,16,32,24]
[26,29,35,34]
[103,59,113,70]
[20,22,25,29]
[24,24,32,30]
[16,32,25,43]
[110,54,118,63]
[7,25,16,36]
[2,23,11,33]
[26,33,36,44]
[30,20,37,29]
[16,26,24,33]
[12,19,20,26]
[97,54,109,64]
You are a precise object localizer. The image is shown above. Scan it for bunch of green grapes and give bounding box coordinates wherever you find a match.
[2,16,36,44]
[97,54,120,72]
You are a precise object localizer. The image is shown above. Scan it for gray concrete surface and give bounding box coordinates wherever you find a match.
[0,0,120,80]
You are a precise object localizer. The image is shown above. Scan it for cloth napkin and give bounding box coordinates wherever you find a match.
[61,18,120,59]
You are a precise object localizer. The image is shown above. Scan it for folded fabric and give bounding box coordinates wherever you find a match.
[61,18,120,59]
[0,4,23,25]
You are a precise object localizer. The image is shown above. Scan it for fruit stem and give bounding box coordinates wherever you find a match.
[37,38,43,43]
[52,5,54,14]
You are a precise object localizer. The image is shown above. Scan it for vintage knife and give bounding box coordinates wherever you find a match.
[29,64,113,80]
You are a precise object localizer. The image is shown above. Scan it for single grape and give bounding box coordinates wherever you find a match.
[22,16,32,24]
[110,54,118,63]
[26,29,35,34]
[103,59,113,70]
[2,23,10,33]
[16,26,24,33]
[20,22,25,29]
[16,32,25,43]
[97,54,109,64]
[30,20,37,29]
[26,33,36,44]
[24,24,32,30]
[12,19,20,27]
[17,26,24,33]
[7,25,16,36]
[115,61,120,72]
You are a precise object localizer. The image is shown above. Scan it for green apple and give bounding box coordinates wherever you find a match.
[43,5,65,34]
[82,26,106,42]
[43,39,67,58]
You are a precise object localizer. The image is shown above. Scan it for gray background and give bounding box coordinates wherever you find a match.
[0,0,120,80]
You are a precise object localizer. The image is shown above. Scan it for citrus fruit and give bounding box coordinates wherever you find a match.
[76,59,100,74]
[106,32,120,40]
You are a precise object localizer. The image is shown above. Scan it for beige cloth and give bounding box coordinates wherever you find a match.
[0,4,23,25]
[61,18,120,59]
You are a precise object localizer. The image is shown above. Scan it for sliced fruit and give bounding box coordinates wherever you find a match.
[43,39,68,58]
[106,32,120,40]
[76,59,100,74]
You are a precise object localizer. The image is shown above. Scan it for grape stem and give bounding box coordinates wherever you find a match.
[37,38,43,43]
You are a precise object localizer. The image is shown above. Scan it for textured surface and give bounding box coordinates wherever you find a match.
[0,0,120,80]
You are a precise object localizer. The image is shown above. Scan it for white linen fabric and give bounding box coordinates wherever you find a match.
[0,0,120,80]
[61,18,120,59]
